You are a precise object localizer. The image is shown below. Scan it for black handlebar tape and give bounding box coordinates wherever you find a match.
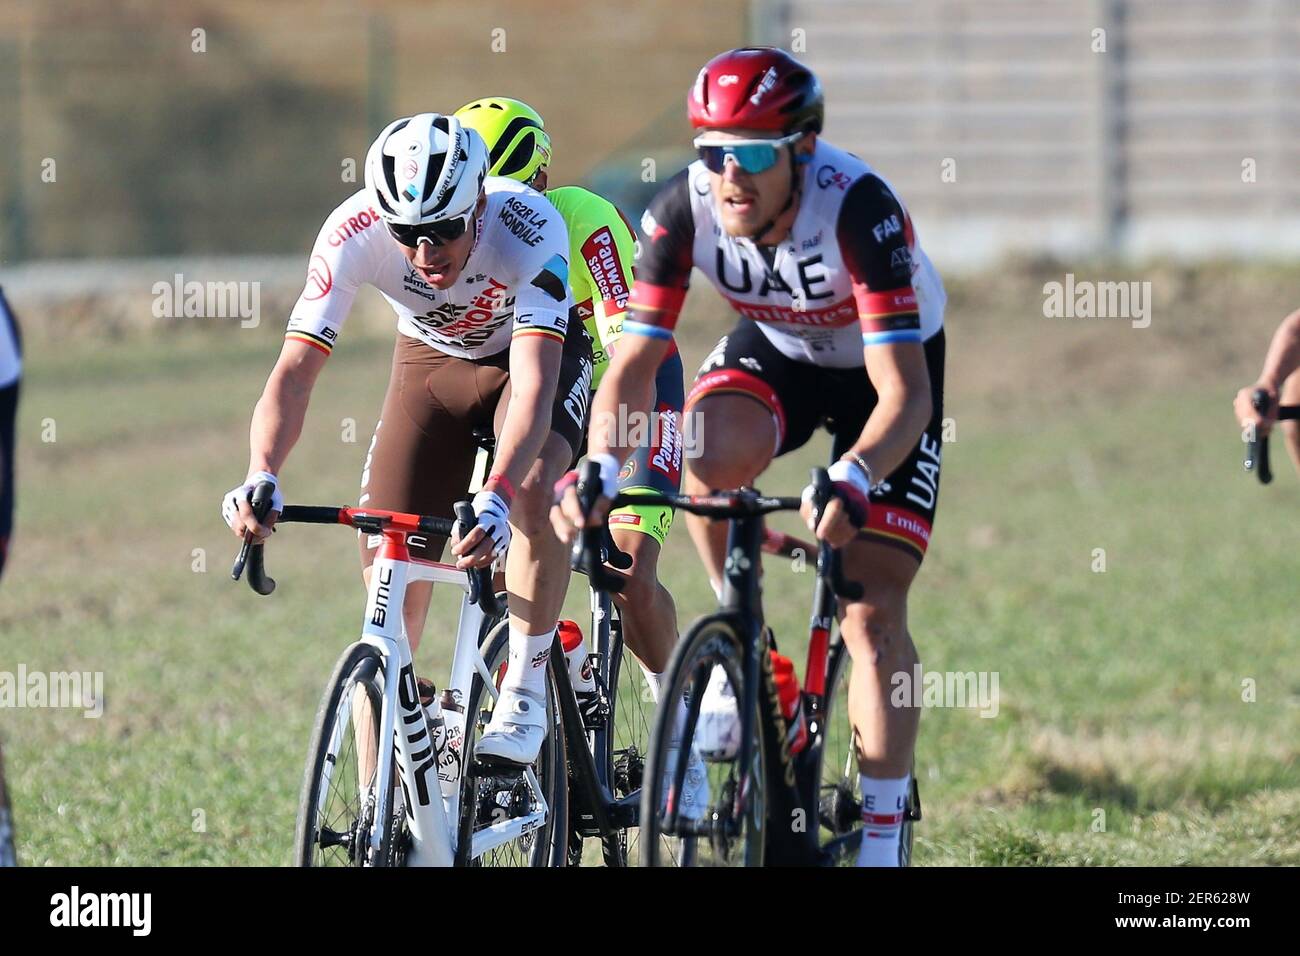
[453,500,502,617]
[1249,388,1273,485]
[570,460,625,593]
[808,467,864,601]
[232,480,278,594]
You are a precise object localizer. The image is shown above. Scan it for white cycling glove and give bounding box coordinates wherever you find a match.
[222,470,284,531]
[802,460,871,529]
[588,453,622,500]
[470,489,512,557]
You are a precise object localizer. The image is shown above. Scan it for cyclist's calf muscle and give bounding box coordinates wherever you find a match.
[838,537,922,778]
[607,529,677,673]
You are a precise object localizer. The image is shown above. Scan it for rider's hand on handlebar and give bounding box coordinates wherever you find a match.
[1235,382,1277,437]
[801,460,869,549]
[221,471,283,540]
[549,454,620,545]
[451,490,511,570]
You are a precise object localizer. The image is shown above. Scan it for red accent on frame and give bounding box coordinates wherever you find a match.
[377,532,409,563]
[805,625,830,697]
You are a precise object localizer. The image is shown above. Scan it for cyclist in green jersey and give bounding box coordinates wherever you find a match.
[456,98,686,694]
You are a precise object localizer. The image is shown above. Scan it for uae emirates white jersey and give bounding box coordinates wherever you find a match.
[628,139,945,369]
[286,176,573,359]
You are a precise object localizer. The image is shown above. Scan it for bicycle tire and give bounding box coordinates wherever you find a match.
[457,618,568,867]
[640,615,767,867]
[294,642,393,866]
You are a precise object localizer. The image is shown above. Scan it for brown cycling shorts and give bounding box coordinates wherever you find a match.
[358,322,592,566]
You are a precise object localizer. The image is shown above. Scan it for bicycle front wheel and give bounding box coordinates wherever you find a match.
[294,642,397,866]
[640,616,766,867]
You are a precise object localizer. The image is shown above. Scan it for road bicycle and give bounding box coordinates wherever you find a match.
[574,464,920,866]
[559,468,830,866]
[1243,387,1300,484]
[232,450,567,866]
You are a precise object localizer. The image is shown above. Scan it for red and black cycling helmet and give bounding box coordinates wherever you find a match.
[688,47,824,135]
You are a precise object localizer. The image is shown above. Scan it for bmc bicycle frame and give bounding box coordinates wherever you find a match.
[350,531,549,866]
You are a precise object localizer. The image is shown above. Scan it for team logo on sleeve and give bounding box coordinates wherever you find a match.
[303,255,333,300]
[530,253,570,302]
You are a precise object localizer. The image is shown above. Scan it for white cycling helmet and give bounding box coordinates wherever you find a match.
[364,113,489,225]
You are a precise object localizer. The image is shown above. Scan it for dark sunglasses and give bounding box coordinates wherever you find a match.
[694,132,803,175]
[386,212,472,248]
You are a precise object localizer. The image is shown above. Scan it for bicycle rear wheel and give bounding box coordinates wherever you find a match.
[295,642,396,866]
[457,619,567,866]
[640,616,766,867]
[814,640,918,866]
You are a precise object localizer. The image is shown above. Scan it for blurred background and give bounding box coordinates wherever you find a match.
[1,0,1297,865]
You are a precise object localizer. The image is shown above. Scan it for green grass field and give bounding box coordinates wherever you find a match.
[3,276,1298,865]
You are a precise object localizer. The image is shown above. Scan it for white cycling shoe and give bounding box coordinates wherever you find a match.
[474,686,548,768]
[695,665,741,762]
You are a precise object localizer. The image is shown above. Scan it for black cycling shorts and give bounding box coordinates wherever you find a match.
[686,319,945,562]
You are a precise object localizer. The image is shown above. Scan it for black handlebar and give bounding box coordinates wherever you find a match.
[1244,389,1300,485]
[229,480,278,595]
[569,460,633,593]
[567,463,861,602]
[454,501,504,617]
[231,486,503,617]
[809,469,864,602]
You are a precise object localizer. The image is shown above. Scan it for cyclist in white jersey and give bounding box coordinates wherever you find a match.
[554,48,947,865]
[223,113,593,766]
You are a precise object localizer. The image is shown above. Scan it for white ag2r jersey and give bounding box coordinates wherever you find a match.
[286,176,573,359]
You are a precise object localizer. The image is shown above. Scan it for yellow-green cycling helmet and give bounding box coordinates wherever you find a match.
[454,97,552,185]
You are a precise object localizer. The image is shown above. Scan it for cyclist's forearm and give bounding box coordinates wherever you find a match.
[492,337,562,493]
[1259,308,1300,391]
[589,334,663,463]
[247,374,312,476]
[848,378,932,482]
[246,343,326,477]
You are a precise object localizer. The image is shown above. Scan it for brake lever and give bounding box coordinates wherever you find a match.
[570,460,625,593]
[809,467,864,602]
[454,500,503,617]
[232,480,277,595]
[1247,388,1273,484]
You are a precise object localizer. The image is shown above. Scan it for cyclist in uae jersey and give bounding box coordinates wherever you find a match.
[457,98,687,701]
[223,113,591,767]
[554,48,945,865]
